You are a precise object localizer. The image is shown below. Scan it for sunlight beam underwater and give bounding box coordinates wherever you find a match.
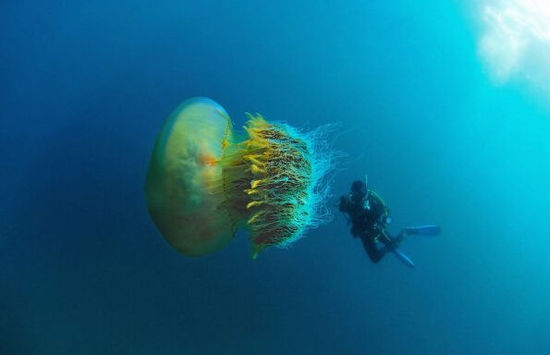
[478,0,550,94]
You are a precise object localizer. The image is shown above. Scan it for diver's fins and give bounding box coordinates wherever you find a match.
[391,248,415,268]
[379,231,416,268]
[403,225,440,236]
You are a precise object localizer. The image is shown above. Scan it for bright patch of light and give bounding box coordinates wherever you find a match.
[478,0,550,91]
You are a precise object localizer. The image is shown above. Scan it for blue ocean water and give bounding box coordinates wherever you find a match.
[2,0,550,354]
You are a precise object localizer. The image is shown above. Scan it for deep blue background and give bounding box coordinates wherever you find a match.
[2,0,550,354]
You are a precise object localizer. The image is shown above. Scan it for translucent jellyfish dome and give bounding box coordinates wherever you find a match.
[145,97,332,258]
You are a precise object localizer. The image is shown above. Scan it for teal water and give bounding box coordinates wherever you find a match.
[2,0,550,354]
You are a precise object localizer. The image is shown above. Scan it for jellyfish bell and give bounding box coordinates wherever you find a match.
[146,97,333,259]
[145,97,235,256]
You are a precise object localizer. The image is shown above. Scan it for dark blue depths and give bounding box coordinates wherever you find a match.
[1,0,550,354]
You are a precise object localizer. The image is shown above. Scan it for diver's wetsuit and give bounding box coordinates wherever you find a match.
[339,181,398,263]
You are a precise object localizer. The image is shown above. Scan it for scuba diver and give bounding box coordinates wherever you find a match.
[339,177,440,268]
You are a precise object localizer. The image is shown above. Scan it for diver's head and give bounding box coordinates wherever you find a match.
[350,180,367,204]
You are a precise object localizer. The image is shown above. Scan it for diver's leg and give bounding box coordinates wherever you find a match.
[378,231,416,268]
[361,237,385,263]
[378,230,403,249]
[394,230,405,244]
